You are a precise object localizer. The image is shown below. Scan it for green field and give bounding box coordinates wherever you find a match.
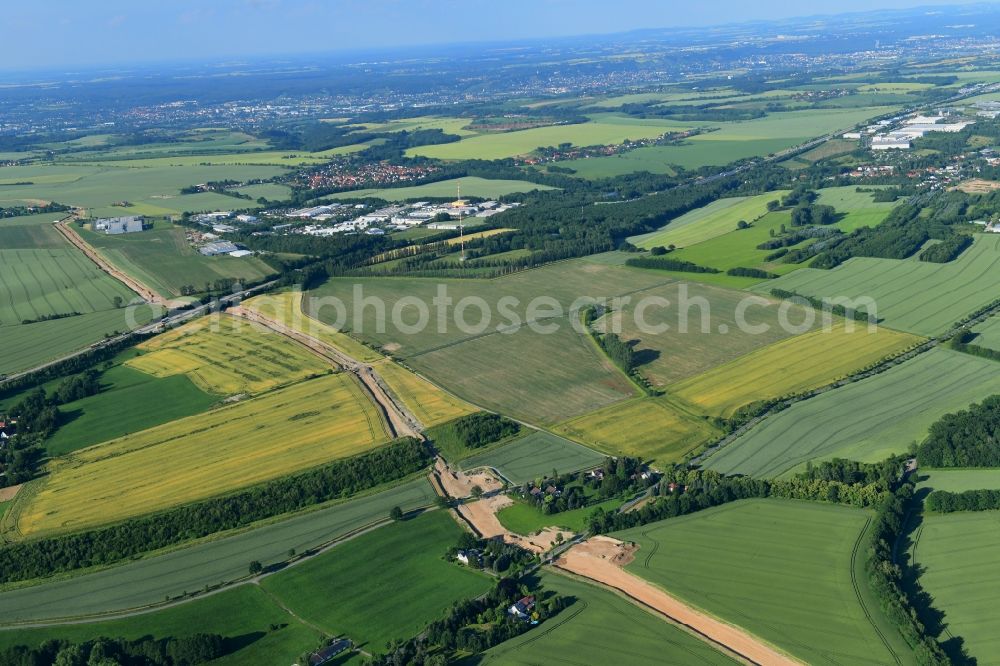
[757,234,1000,337]
[460,431,606,484]
[234,182,293,200]
[78,221,274,298]
[814,186,898,232]
[497,498,620,535]
[330,176,555,200]
[0,163,285,216]
[918,469,1000,493]
[0,212,69,247]
[971,314,1000,350]
[45,363,218,456]
[629,193,785,250]
[0,246,138,326]
[477,571,736,665]
[0,585,321,666]
[912,511,1000,662]
[261,510,490,651]
[406,323,636,424]
[556,107,896,174]
[407,115,700,160]
[0,477,437,622]
[616,499,912,666]
[704,348,1000,478]
[669,322,922,418]
[0,306,156,377]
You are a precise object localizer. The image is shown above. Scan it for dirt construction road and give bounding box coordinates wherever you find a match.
[556,537,802,666]
[54,220,166,304]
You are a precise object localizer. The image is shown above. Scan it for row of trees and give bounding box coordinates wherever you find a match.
[586,467,895,534]
[0,438,432,584]
[916,395,1000,468]
[926,488,1000,513]
[2,634,226,666]
[625,256,720,274]
[919,235,972,263]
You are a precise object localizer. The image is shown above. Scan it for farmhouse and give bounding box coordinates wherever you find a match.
[508,595,535,620]
[308,639,352,665]
[456,549,481,566]
[94,215,147,234]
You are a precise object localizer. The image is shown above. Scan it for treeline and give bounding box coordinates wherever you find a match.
[2,634,226,666]
[916,395,1000,468]
[727,266,776,279]
[770,288,876,322]
[625,256,720,274]
[598,332,635,373]
[867,485,951,665]
[369,577,569,665]
[926,488,1000,513]
[586,467,894,534]
[0,370,105,487]
[919,235,972,263]
[0,438,431,584]
[452,412,520,449]
[0,202,70,218]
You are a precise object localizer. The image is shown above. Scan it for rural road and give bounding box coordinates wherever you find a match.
[556,537,802,666]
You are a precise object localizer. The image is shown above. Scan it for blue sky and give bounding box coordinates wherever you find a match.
[1,0,984,71]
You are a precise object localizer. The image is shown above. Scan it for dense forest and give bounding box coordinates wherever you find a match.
[917,395,1000,467]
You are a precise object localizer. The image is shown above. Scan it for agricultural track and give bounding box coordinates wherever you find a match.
[849,517,903,666]
[229,305,423,439]
[53,218,164,305]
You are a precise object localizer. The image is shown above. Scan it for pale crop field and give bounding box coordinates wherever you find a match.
[555,396,719,464]
[372,359,475,427]
[670,322,922,417]
[814,186,898,232]
[14,374,390,537]
[127,313,330,395]
[243,290,384,363]
[919,469,1000,493]
[757,234,1000,337]
[972,314,1000,350]
[704,348,1000,478]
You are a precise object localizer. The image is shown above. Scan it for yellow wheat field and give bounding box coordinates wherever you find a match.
[126,313,329,395]
[374,359,475,428]
[16,374,389,537]
[555,397,719,463]
[242,291,384,363]
[670,322,922,418]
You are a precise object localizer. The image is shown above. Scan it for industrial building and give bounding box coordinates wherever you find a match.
[94,216,147,235]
